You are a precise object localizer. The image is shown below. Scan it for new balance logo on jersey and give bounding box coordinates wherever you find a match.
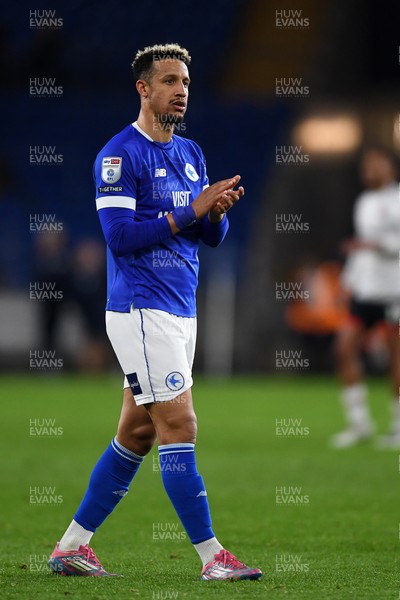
[155,168,167,177]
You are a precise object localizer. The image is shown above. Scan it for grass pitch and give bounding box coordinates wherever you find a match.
[0,374,397,599]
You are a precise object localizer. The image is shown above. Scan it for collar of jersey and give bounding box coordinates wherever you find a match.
[132,121,174,150]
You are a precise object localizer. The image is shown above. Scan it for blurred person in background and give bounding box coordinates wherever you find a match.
[331,147,400,449]
[33,233,110,372]
[285,259,349,372]
[70,239,110,372]
[33,229,70,352]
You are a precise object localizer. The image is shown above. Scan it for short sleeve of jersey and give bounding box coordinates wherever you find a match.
[94,144,138,212]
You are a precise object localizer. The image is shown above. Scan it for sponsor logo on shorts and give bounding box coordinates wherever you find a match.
[165,371,185,391]
[126,372,143,395]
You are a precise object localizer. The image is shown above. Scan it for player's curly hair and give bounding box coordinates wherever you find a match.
[131,43,191,82]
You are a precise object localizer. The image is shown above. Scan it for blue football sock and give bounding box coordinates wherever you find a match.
[74,437,143,532]
[159,443,214,544]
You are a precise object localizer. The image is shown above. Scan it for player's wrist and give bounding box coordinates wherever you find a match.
[208,212,225,223]
[172,205,197,230]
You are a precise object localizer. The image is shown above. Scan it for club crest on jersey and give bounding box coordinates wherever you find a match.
[101,157,122,183]
[185,163,199,182]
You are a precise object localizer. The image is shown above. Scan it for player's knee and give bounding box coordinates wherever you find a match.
[117,423,156,456]
[134,423,157,454]
[169,411,197,438]
[158,410,197,444]
[181,412,198,442]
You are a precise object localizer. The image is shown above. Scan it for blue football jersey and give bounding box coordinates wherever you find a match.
[94,121,216,317]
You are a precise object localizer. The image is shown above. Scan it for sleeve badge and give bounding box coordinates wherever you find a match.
[101,157,122,183]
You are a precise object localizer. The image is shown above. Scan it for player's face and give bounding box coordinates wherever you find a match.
[146,60,190,124]
[360,151,395,189]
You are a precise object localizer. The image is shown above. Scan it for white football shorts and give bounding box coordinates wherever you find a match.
[106,307,197,405]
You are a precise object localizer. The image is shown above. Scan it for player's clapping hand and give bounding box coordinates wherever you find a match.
[191,175,244,221]
[209,177,245,222]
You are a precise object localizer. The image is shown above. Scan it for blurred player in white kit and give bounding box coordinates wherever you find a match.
[332,147,400,449]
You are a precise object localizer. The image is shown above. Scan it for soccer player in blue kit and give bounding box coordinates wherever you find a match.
[48,44,262,581]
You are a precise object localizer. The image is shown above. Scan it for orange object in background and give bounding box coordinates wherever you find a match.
[285,261,349,335]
